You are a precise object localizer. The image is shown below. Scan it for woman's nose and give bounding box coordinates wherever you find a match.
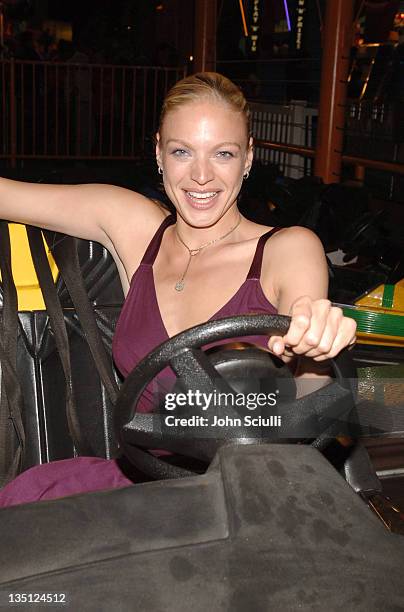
[190,157,214,184]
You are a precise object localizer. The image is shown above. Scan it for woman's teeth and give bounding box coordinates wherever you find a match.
[187,191,217,199]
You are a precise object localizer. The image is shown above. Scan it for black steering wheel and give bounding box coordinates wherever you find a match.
[114,314,356,479]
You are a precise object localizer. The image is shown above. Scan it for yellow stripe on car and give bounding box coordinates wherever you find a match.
[0,223,58,311]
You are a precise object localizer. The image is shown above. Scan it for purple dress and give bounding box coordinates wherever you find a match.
[0,215,278,508]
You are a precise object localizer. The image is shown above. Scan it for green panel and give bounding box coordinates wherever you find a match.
[381,284,395,308]
[343,307,404,338]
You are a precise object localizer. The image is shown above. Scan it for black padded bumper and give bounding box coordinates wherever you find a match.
[1,444,404,611]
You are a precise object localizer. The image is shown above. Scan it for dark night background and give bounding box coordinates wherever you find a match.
[2,1,403,70]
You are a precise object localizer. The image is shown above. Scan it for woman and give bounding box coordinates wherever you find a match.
[0,73,356,507]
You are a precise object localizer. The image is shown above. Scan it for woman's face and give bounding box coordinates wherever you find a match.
[156,99,253,228]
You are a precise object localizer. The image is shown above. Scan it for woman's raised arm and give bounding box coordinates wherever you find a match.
[0,178,165,248]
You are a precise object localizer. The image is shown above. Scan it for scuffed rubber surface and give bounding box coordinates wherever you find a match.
[1,444,404,611]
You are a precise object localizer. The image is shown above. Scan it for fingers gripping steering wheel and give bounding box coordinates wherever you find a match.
[114,314,356,480]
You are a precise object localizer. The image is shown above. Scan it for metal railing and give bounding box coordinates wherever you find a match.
[0,60,186,164]
[251,98,404,201]
[250,101,317,178]
[344,99,404,201]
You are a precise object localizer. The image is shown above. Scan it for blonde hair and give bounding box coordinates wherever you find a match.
[159,72,250,138]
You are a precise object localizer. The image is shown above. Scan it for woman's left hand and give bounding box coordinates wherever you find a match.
[267,296,357,363]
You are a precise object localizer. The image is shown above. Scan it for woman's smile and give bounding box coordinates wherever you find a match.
[183,189,221,209]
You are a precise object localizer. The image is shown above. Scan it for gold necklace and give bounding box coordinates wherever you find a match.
[174,215,242,291]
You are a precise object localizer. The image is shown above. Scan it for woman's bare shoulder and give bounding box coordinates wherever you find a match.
[91,185,171,243]
[259,225,327,308]
[263,225,323,255]
[91,184,170,219]
[241,220,322,257]
[98,186,169,245]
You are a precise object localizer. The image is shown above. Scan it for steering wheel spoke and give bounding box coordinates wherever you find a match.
[276,381,353,439]
[170,347,237,395]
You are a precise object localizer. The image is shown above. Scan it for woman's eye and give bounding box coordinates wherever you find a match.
[172,149,189,157]
[216,151,234,159]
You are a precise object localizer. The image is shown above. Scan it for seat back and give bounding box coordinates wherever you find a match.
[16,306,121,470]
[1,231,124,478]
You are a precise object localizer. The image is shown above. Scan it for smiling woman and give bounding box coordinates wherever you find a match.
[0,72,356,507]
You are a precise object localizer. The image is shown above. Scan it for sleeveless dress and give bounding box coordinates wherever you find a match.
[0,215,278,508]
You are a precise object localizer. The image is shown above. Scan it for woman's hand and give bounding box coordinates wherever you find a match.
[267,296,357,363]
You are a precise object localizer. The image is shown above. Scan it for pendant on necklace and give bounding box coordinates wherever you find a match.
[175,280,185,291]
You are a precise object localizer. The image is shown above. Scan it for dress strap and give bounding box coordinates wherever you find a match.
[140,214,176,265]
[246,227,282,280]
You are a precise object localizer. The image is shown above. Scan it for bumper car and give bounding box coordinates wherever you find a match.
[325,204,404,351]
[1,221,404,611]
[341,278,404,348]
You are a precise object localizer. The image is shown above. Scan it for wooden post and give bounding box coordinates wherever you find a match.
[354,164,365,184]
[314,0,354,183]
[193,0,216,73]
[9,58,17,169]
[0,4,4,59]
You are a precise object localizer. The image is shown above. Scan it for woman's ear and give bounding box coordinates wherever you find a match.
[155,132,162,167]
[245,136,254,172]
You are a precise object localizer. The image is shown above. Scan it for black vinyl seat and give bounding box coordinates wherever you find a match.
[16,305,122,469]
[1,236,124,474]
